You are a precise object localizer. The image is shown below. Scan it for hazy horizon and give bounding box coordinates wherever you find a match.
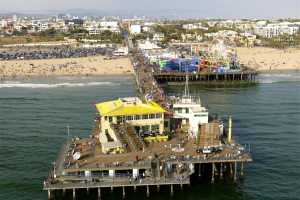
[0,0,300,18]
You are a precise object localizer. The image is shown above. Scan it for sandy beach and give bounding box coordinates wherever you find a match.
[236,47,300,72]
[0,56,133,79]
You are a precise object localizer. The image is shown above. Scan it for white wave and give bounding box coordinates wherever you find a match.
[258,72,300,84]
[0,81,116,88]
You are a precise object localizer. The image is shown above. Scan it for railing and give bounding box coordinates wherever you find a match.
[44,173,190,190]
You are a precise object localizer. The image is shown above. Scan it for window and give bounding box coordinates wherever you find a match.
[195,114,208,117]
[117,116,122,123]
[150,114,156,119]
[142,114,149,119]
[109,117,113,123]
[104,116,108,121]
[164,121,169,128]
[134,115,141,120]
[126,116,133,121]
[156,113,162,118]
[151,125,159,132]
[178,108,182,113]
[186,108,189,113]
[142,125,150,132]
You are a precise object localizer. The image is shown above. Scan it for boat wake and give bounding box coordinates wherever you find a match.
[0,81,117,88]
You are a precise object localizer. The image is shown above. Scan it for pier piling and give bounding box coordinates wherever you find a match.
[146,185,150,197]
[170,184,174,196]
[72,188,76,200]
[98,187,101,200]
[211,163,215,183]
[234,162,237,182]
[122,186,126,199]
[48,190,51,200]
[62,189,66,196]
[199,163,201,177]
[241,162,244,176]
[220,163,223,179]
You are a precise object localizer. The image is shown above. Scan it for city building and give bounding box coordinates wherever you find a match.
[130,24,141,34]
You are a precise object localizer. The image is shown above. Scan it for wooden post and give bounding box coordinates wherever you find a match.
[122,186,125,199]
[62,189,66,197]
[134,185,137,192]
[111,186,113,192]
[146,185,150,197]
[98,188,101,200]
[230,163,233,175]
[198,163,201,177]
[87,188,89,195]
[234,162,237,182]
[241,162,244,176]
[220,163,223,179]
[73,188,76,200]
[170,184,174,196]
[157,185,160,192]
[48,190,51,200]
[211,163,215,183]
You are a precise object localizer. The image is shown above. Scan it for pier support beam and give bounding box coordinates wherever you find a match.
[111,186,114,192]
[48,190,51,200]
[157,185,160,192]
[98,187,101,200]
[241,162,244,176]
[62,189,66,197]
[230,163,233,175]
[122,186,125,199]
[146,185,150,197]
[170,184,174,196]
[220,163,223,179]
[234,162,237,182]
[87,188,89,195]
[134,185,137,192]
[211,163,215,183]
[198,164,201,177]
[72,188,76,200]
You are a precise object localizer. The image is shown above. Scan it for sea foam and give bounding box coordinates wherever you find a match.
[0,81,115,88]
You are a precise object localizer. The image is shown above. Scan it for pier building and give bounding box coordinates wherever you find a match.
[95,97,166,153]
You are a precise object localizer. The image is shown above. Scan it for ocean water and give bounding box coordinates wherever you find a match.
[0,73,299,200]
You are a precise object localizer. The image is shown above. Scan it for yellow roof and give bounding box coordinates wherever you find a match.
[95,97,165,117]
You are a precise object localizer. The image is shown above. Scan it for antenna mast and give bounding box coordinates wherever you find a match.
[184,72,190,97]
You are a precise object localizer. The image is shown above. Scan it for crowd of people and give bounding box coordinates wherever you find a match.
[0,46,112,60]
[133,54,168,109]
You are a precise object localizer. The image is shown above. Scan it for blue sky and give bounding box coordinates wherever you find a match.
[1,0,300,18]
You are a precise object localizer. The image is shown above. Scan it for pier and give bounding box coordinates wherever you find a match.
[153,71,258,86]
[43,49,252,199]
